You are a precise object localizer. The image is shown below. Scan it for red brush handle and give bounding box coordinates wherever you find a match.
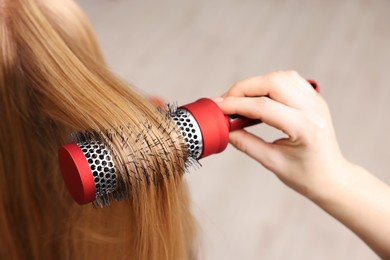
[228,80,320,131]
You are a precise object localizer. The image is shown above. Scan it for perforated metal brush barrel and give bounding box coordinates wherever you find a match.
[77,141,117,196]
[171,108,203,159]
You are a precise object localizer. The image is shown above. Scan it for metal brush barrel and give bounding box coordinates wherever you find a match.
[170,108,203,159]
[77,141,117,197]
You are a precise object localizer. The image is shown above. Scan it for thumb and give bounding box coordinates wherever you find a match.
[229,130,281,171]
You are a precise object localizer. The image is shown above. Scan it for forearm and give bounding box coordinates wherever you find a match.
[309,161,390,259]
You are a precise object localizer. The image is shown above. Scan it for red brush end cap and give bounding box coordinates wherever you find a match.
[58,143,96,205]
[182,98,229,158]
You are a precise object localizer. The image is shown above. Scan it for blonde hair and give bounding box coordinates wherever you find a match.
[0,0,196,259]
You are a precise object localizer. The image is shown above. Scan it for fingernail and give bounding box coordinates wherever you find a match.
[211,97,224,103]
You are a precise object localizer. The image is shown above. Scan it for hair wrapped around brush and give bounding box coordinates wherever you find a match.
[0,0,196,259]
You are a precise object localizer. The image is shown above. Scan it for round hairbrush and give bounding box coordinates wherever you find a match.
[59,81,319,206]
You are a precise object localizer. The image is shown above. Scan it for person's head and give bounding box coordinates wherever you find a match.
[0,0,196,259]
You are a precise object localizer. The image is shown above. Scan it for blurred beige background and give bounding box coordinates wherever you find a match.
[76,0,390,259]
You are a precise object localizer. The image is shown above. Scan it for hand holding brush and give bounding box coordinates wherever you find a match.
[215,70,390,259]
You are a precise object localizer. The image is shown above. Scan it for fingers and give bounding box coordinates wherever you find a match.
[226,70,314,109]
[218,96,300,139]
[229,130,282,172]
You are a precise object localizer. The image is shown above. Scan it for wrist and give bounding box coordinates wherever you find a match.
[305,157,356,205]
